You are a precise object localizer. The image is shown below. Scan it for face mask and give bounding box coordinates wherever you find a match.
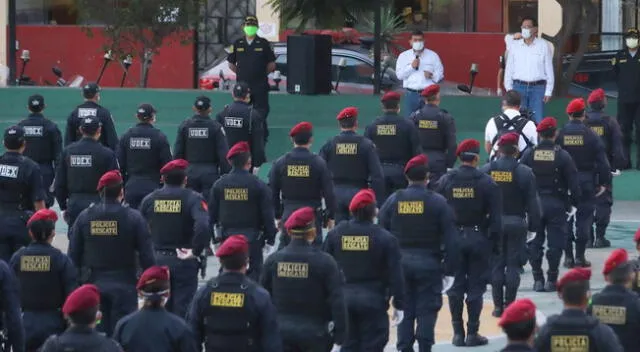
[412,41,424,51]
[521,28,532,39]
[244,26,259,37]
[627,38,639,49]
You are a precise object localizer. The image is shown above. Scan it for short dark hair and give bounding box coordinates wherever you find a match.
[411,30,423,37]
[139,279,170,308]
[3,138,24,150]
[68,306,99,325]
[29,221,55,242]
[230,153,250,169]
[382,100,400,110]
[352,203,376,221]
[561,281,590,305]
[81,126,99,137]
[406,165,429,182]
[459,153,477,163]
[504,90,521,107]
[220,253,247,271]
[339,117,357,129]
[293,132,312,145]
[539,129,556,139]
[522,16,538,27]
[589,101,605,111]
[499,144,519,157]
[164,171,186,186]
[608,264,632,285]
[502,319,536,341]
[101,184,122,199]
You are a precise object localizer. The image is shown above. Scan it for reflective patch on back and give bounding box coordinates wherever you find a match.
[277,262,309,278]
[78,108,97,118]
[0,165,18,178]
[210,292,245,307]
[20,256,51,272]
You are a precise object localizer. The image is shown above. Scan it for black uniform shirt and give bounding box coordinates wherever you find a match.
[0,151,45,211]
[174,114,230,173]
[227,36,276,85]
[216,101,266,167]
[117,123,172,182]
[0,260,25,352]
[586,110,626,170]
[410,104,458,168]
[18,113,63,166]
[40,326,122,352]
[612,50,640,103]
[556,120,611,185]
[364,112,422,165]
[65,101,118,151]
[588,284,640,352]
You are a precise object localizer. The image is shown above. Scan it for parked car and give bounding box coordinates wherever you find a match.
[562,50,617,97]
[199,43,401,94]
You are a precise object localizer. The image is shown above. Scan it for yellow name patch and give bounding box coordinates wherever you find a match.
[224,188,249,201]
[592,305,626,325]
[287,165,310,177]
[236,47,245,52]
[398,201,424,214]
[452,187,475,198]
[590,126,604,136]
[341,236,369,251]
[90,221,118,236]
[534,150,555,161]
[154,200,182,213]
[490,171,513,183]
[336,143,358,155]
[563,135,584,146]
[277,262,309,278]
[210,292,245,307]
[20,256,51,272]
[254,47,263,51]
[419,120,438,129]
[550,335,589,352]
[376,124,396,136]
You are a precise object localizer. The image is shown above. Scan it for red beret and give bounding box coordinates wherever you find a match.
[404,154,429,174]
[536,117,558,132]
[498,299,537,327]
[456,139,481,157]
[337,107,358,120]
[285,207,315,233]
[289,122,313,137]
[588,88,605,104]
[160,159,189,174]
[381,91,401,102]
[136,266,170,291]
[566,98,586,115]
[603,248,629,275]
[635,227,640,242]
[27,209,58,227]
[96,170,123,191]
[421,84,440,98]
[227,141,250,160]
[216,234,249,257]
[556,267,591,292]
[62,284,100,315]
[498,132,519,146]
[349,189,376,213]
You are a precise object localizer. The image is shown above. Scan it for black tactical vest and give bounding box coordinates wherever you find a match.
[591,286,640,352]
[445,170,487,226]
[204,275,254,352]
[545,314,598,352]
[531,144,565,197]
[327,135,368,187]
[585,112,612,154]
[0,153,29,209]
[16,248,65,311]
[218,178,260,229]
[370,117,412,164]
[280,153,323,201]
[633,260,640,296]
[415,105,446,151]
[488,161,525,217]
[332,225,382,284]
[560,127,592,172]
[147,190,193,248]
[67,149,108,195]
[82,205,136,271]
[221,103,252,149]
[389,189,441,250]
[125,126,161,179]
[184,118,220,164]
[20,118,54,163]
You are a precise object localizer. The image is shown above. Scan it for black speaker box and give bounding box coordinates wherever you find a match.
[286,35,332,95]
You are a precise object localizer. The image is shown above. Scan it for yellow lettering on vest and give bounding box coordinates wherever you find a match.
[376,125,396,136]
[277,262,309,278]
[590,126,604,136]
[452,187,475,199]
[398,201,424,214]
[490,171,513,183]
[336,143,358,155]
[550,335,589,352]
[224,188,249,201]
[563,135,584,146]
[287,165,310,177]
[341,236,369,251]
[534,150,555,161]
[20,256,51,272]
[592,305,626,325]
[90,221,118,236]
[210,292,245,307]
[154,200,182,213]
[418,120,438,129]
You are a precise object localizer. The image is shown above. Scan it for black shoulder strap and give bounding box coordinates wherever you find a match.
[491,114,509,145]
[248,106,254,135]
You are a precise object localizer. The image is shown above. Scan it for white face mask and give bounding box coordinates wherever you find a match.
[521,28,532,39]
[412,41,424,51]
[627,38,639,49]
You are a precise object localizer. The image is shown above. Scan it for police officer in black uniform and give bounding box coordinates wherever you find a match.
[18,94,62,208]
[139,159,211,319]
[481,132,541,317]
[521,117,581,292]
[612,28,640,169]
[41,284,123,352]
[497,299,538,352]
[535,268,623,352]
[0,258,25,352]
[319,107,384,223]
[189,235,282,351]
[0,125,46,262]
[325,189,404,351]
[410,84,457,185]
[227,15,276,136]
[55,116,119,229]
[65,82,118,151]
[216,82,267,174]
[68,170,156,337]
[269,122,336,248]
[588,249,640,352]
[10,209,76,351]
[260,207,347,352]
[557,99,611,268]
[174,96,230,194]
[209,141,277,281]
[117,103,172,209]
[379,154,457,352]
[435,139,503,347]
[364,91,421,203]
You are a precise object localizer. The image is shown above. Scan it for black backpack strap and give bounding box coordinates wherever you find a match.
[512,117,534,148]
[491,113,511,146]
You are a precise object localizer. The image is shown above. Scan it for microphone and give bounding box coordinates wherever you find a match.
[414,54,420,70]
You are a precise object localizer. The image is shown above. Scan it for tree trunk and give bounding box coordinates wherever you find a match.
[140,49,153,88]
[561,1,597,95]
[542,0,581,96]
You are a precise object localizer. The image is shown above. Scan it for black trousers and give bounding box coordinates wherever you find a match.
[617,100,640,166]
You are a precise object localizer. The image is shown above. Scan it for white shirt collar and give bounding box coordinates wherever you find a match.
[503,108,521,118]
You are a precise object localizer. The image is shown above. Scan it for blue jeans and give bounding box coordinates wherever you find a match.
[513,82,545,123]
[404,90,422,117]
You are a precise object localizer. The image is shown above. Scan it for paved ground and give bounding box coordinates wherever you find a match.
[51,201,640,351]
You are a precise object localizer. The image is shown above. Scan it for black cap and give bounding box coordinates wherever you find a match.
[137,103,156,119]
[80,116,101,134]
[194,96,211,111]
[233,82,251,98]
[83,82,100,98]
[244,15,258,25]
[28,94,45,112]
[4,125,25,149]
[625,28,639,38]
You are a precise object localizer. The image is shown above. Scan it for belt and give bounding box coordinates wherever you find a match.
[406,88,424,93]
[155,249,177,256]
[457,225,481,231]
[513,79,546,86]
[381,162,403,167]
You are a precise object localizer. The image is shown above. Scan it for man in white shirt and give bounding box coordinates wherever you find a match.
[395,30,444,115]
[485,90,538,160]
[504,17,554,123]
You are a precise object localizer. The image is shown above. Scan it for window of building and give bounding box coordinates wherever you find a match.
[17,0,79,25]
[505,0,538,33]
[395,0,474,32]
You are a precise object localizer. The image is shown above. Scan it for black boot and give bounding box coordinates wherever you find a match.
[491,285,504,317]
[563,254,575,269]
[466,300,488,346]
[533,280,545,292]
[545,271,558,292]
[451,321,465,347]
[575,257,591,267]
[450,298,465,347]
[593,238,610,248]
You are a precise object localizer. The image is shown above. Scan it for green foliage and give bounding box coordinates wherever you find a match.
[359,7,406,60]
